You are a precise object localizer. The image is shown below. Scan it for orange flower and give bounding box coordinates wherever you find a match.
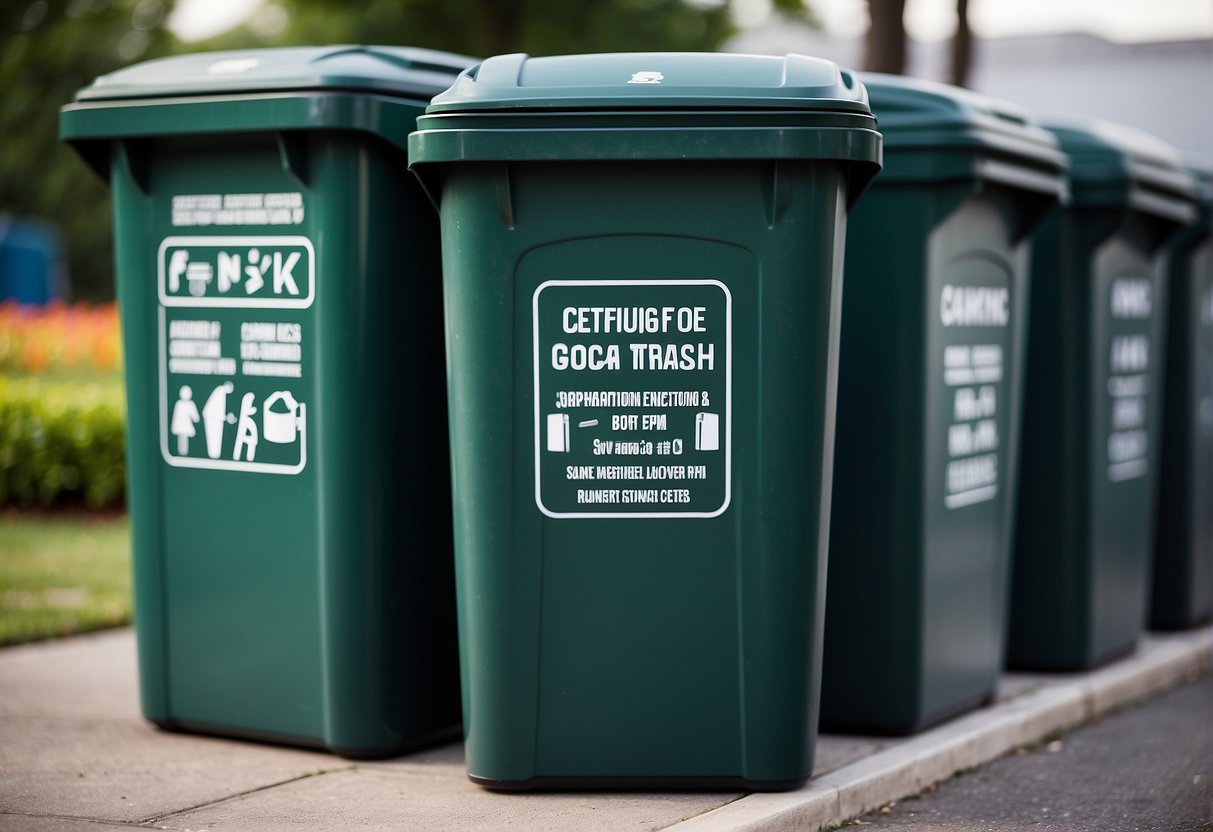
[0,301,122,374]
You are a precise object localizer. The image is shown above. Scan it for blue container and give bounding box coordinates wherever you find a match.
[0,218,66,305]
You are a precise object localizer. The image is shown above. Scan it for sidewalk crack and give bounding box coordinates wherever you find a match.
[1,812,155,828]
[138,765,357,826]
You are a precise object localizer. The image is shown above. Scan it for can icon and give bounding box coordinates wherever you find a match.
[547,413,570,452]
[263,391,304,444]
[695,412,719,451]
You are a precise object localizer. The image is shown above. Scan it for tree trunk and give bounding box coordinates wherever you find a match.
[864,0,908,75]
[951,0,973,87]
[484,0,524,58]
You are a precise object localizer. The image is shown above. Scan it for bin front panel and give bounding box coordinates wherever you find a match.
[440,159,847,786]
[1153,203,1213,629]
[1187,238,1213,621]
[922,192,1028,719]
[1180,237,1213,622]
[118,133,325,740]
[525,241,746,777]
[1010,211,1169,669]
[1089,226,1167,656]
[109,128,459,752]
[825,184,1033,733]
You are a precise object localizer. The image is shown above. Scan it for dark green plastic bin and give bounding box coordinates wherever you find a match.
[1151,158,1213,630]
[823,74,1066,734]
[409,51,882,790]
[1009,118,1197,670]
[59,46,473,756]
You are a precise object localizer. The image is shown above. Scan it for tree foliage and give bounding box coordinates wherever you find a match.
[2,0,178,301]
[3,0,814,300]
[202,0,816,59]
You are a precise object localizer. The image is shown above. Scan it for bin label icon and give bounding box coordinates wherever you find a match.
[694,412,719,451]
[159,235,313,307]
[157,235,313,475]
[533,279,731,518]
[546,413,570,452]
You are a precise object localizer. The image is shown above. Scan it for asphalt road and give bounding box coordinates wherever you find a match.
[850,670,1213,831]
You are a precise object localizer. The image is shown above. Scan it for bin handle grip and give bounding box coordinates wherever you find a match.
[410,167,441,214]
[277,133,309,187]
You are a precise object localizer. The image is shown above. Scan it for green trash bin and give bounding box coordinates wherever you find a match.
[821,75,1067,734]
[1151,157,1213,630]
[1009,118,1198,670]
[59,46,473,756]
[408,52,882,790]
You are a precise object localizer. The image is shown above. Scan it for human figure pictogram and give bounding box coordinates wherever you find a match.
[170,386,200,455]
[233,392,259,462]
[201,381,235,459]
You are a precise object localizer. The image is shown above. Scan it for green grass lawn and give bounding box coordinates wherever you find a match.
[0,513,131,646]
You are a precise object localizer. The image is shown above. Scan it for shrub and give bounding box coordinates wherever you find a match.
[0,376,126,509]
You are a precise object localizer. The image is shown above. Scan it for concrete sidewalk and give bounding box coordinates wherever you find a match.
[0,627,1209,831]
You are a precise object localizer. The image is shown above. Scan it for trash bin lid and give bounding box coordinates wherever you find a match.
[61,46,475,179]
[1184,155,1212,210]
[74,45,474,102]
[855,73,1066,196]
[409,52,882,203]
[423,51,873,113]
[1039,116,1196,221]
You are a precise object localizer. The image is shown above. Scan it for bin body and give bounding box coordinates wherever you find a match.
[1151,160,1213,630]
[823,76,1066,733]
[409,52,881,789]
[1009,119,1196,670]
[60,46,472,755]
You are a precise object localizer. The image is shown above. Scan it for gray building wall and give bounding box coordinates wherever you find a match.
[727,25,1212,155]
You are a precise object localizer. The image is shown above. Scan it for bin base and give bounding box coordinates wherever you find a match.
[468,772,810,793]
[820,687,995,737]
[149,717,322,752]
[150,717,462,760]
[1149,610,1213,632]
[1005,638,1139,673]
[330,723,464,760]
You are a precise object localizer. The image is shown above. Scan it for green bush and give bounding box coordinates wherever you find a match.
[0,376,126,509]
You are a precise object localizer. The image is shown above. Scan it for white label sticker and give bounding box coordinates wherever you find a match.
[158,236,313,308]
[943,343,1003,509]
[171,193,305,228]
[158,235,313,475]
[1106,276,1153,483]
[533,279,732,519]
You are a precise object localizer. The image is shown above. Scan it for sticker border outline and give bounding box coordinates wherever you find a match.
[532,278,733,519]
[158,235,315,309]
[158,307,307,475]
